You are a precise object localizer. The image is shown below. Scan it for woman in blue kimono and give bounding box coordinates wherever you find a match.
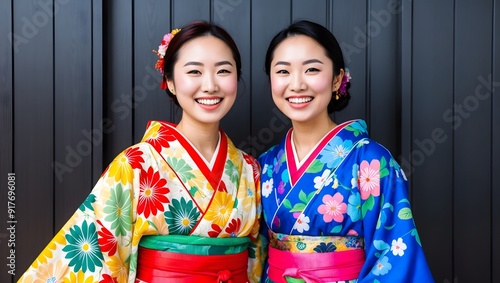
[258,20,434,283]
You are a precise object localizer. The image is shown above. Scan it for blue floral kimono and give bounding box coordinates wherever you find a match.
[258,119,434,283]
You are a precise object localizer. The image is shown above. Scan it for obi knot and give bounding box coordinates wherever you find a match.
[218,269,232,282]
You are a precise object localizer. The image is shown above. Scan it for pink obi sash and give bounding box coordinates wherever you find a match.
[268,246,365,283]
[136,246,249,283]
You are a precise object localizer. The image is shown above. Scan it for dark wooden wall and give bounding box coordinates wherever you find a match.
[1,0,498,282]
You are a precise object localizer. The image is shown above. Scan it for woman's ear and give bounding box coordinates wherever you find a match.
[332,68,345,92]
[167,77,175,94]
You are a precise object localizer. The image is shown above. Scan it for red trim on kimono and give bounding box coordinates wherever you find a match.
[286,120,353,186]
[161,122,228,191]
[136,247,249,283]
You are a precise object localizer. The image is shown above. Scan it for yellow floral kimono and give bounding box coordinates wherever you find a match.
[18,120,263,283]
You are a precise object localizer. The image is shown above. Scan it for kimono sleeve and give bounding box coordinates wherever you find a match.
[245,154,266,283]
[18,143,153,283]
[357,142,435,283]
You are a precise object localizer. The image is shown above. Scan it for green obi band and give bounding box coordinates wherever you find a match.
[139,235,250,255]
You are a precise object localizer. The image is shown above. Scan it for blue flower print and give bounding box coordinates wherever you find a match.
[372,256,392,276]
[347,192,361,222]
[319,137,353,169]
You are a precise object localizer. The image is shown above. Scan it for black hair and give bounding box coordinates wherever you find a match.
[265,20,350,113]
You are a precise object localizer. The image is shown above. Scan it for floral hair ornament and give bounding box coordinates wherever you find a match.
[336,68,351,100]
[153,28,181,89]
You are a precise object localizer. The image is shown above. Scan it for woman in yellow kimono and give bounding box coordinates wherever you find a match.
[18,21,263,283]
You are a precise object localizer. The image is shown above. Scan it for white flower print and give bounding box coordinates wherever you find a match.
[293,214,310,233]
[314,169,332,189]
[262,178,274,198]
[262,163,268,174]
[391,237,407,256]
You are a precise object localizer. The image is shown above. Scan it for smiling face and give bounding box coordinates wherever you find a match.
[269,35,343,124]
[167,35,238,127]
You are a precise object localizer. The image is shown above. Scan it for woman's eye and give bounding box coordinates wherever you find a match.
[276,70,289,74]
[306,68,319,73]
[217,69,231,74]
[187,70,201,75]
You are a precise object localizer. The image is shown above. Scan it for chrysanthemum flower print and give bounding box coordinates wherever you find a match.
[132,217,151,246]
[318,192,347,223]
[262,178,273,198]
[313,169,332,189]
[150,213,169,234]
[103,184,132,237]
[106,255,128,283]
[293,214,310,233]
[359,159,381,200]
[97,220,117,256]
[225,218,242,237]
[33,260,66,283]
[225,159,240,184]
[138,166,170,218]
[204,192,235,227]
[243,153,260,181]
[63,270,95,283]
[164,198,200,234]
[108,147,144,185]
[62,220,103,273]
[167,156,195,183]
[208,223,222,237]
[391,237,407,256]
[143,122,176,152]
[99,274,119,283]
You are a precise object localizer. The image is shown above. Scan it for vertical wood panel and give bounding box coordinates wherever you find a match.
[454,0,493,281]
[250,0,292,157]
[0,0,13,281]
[92,0,104,184]
[133,0,171,142]
[330,1,367,125]
[412,1,454,281]
[173,0,210,26]
[214,0,252,147]
[54,0,93,231]
[493,2,500,281]
[292,0,327,24]
[13,0,54,280]
[399,0,412,181]
[104,0,133,164]
[367,0,398,154]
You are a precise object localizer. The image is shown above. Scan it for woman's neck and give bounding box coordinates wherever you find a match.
[176,119,220,162]
[291,116,337,162]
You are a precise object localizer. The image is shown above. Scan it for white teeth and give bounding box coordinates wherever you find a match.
[288,97,313,104]
[196,98,221,105]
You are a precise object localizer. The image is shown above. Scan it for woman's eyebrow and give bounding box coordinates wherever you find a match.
[215,60,234,67]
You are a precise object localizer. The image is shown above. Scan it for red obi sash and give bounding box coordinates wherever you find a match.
[136,246,249,283]
[268,246,365,283]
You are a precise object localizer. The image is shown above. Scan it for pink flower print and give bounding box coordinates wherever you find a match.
[317,192,347,223]
[359,160,381,200]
